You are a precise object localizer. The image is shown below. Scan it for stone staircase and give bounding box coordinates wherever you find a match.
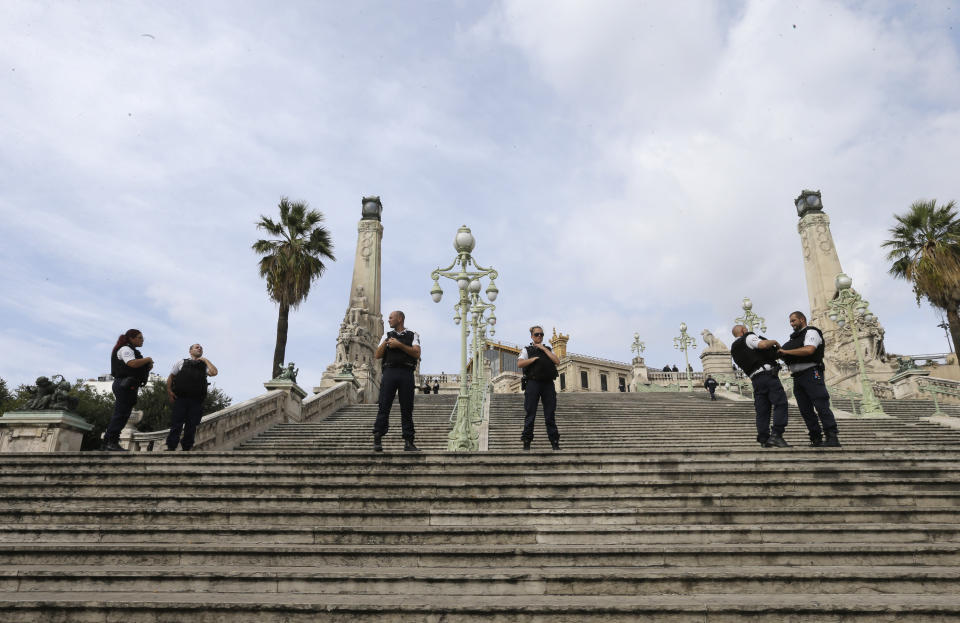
[239,393,458,451]
[489,391,960,450]
[2,392,960,620]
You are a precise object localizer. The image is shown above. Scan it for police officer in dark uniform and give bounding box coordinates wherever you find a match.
[517,325,561,451]
[373,310,421,452]
[103,329,153,451]
[778,311,841,447]
[704,375,719,400]
[730,324,790,447]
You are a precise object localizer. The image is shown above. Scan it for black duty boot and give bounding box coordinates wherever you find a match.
[767,434,791,448]
[809,435,824,448]
[404,439,420,452]
[373,435,383,453]
[101,441,127,452]
[551,440,561,451]
[522,440,531,451]
[823,432,842,448]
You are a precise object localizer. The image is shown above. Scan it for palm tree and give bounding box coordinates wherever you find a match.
[882,199,960,354]
[253,197,335,379]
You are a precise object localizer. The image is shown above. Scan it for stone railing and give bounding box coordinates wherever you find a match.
[124,390,291,452]
[918,376,960,411]
[648,371,705,382]
[301,381,357,423]
[124,380,360,452]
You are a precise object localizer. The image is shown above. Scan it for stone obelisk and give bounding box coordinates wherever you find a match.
[795,189,891,386]
[316,196,385,403]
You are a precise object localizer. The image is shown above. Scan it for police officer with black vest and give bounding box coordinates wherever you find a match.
[373,310,421,452]
[730,324,790,447]
[103,329,154,451]
[517,325,561,451]
[778,311,841,447]
[165,343,218,451]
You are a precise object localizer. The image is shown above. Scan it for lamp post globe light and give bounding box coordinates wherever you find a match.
[735,297,767,334]
[430,225,499,451]
[826,273,885,416]
[673,322,697,391]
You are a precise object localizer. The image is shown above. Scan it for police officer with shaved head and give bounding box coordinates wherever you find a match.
[373,310,421,452]
[730,324,790,447]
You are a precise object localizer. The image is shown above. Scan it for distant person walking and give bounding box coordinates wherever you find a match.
[165,343,218,451]
[518,325,561,451]
[421,379,431,394]
[704,376,719,400]
[103,329,153,451]
[432,380,439,394]
[373,310,421,452]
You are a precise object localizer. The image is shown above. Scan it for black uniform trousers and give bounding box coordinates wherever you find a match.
[751,372,789,442]
[522,379,559,443]
[792,366,838,440]
[105,379,138,444]
[374,367,416,440]
[167,396,204,450]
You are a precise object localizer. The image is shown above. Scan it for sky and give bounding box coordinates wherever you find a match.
[1,0,959,401]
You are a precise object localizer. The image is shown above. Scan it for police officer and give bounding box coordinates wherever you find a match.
[373,310,421,452]
[778,311,841,447]
[517,325,561,451]
[165,343,219,451]
[103,329,153,451]
[730,324,790,447]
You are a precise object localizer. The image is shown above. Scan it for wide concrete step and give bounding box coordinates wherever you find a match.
[2,506,957,527]
[3,542,959,567]
[2,523,959,545]
[4,592,960,622]
[5,564,960,595]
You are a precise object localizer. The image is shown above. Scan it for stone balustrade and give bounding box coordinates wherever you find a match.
[125,380,358,452]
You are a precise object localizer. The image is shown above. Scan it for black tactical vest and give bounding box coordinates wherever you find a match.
[173,359,209,399]
[382,330,419,369]
[779,326,825,367]
[522,343,559,381]
[730,333,780,376]
[111,346,150,384]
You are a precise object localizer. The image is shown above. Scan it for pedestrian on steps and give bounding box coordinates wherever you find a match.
[166,344,218,451]
[373,310,421,452]
[517,325,561,451]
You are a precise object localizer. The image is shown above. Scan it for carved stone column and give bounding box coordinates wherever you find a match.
[317,196,385,403]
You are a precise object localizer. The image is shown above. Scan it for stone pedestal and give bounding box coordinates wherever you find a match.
[263,379,308,423]
[700,351,735,377]
[630,357,649,388]
[0,410,93,452]
[889,369,931,400]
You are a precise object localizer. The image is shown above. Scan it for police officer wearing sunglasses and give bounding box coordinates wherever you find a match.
[517,325,561,451]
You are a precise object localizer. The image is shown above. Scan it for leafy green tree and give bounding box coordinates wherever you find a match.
[0,378,10,414]
[253,197,335,378]
[883,199,960,354]
[70,382,118,450]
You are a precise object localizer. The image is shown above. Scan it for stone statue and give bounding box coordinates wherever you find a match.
[340,363,354,375]
[275,363,299,383]
[23,375,78,411]
[701,329,729,353]
[895,357,918,374]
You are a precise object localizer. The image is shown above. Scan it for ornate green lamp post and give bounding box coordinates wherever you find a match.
[673,322,697,391]
[430,225,499,450]
[826,273,885,415]
[631,333,646,360]
[466,293,496,430]
[735,297,767,334]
